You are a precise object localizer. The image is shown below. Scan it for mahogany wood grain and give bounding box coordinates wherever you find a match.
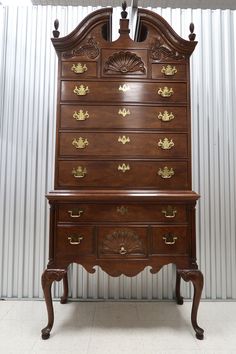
[41,5,204,341]
[61,81,187,103]
[59,132,188,158]
[60,105,188,130]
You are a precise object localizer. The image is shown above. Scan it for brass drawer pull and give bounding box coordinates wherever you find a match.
[117,206,128,215]
[118,136,130,145]
[72,166,87,178]
[118,108,130,117]
[72,137,89,149]
[73,110,89,121]
[161,65,177,76]
[162,233,178,245]
[68,209,84,218]
[71,63,88,74]
[119,84,130,92]
[157,86,174,97]
[68,235,83,245]
[118,163,130,173]
[157,110,175,122]
[162,205,177,218]
[158,166,174,179]
[73,85,89,96]
[158,138,174,150]
[119,246,127,255]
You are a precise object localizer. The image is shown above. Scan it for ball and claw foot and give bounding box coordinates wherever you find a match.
[41,327,51,340]
[176,296,184,305]
[60,296,67,304]
[195,327,204,340]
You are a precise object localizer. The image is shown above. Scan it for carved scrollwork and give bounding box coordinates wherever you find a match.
[63,37,100,59]
[104,51,146,74]
[150,38,185,61]
[102,230,144,255]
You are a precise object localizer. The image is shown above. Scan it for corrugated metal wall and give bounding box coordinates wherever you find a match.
[0,5,235,300]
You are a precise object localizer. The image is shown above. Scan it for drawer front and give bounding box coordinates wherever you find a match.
[97,226,148,258]
[58,203,187,223]
[152,64,186,80]
[61,61,97,78]
[55,225,95,257]
[59,132,188,158]
[151,226,188,255]
[60,105,188,130]
[57,160,189,189]
[61,81,187,103]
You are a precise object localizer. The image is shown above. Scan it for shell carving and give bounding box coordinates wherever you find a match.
[104,51,146,74]
[102,230,144,255]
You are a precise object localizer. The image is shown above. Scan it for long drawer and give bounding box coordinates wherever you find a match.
[61,81,187,103]
[59,132,188,158]
[57,203,187,223]
[60,105,188,130]
[56,160,189,189]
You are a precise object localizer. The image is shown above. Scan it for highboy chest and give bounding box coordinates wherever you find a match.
[41,2,204,340]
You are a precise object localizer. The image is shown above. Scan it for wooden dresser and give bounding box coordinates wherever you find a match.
[41,3,204,340]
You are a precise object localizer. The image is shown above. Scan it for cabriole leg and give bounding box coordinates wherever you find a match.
[60,271,69,304]
[176,270,184,305]
[41,269,67,339]
[178,269,204,340]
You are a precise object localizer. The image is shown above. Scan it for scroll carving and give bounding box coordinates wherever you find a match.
[104,51,146,74]
[150,38,185,61]
[102,230,144,255]
[63,37,100,59]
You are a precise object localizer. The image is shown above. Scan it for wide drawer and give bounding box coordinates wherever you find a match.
[61,61,97,78]
[151,63,186,80]
[56,160,189,189]
[60,105,188,130]
[61,81,187,103]
[55,225,95,257]
[97,226,148,259]
[59,132,188,158]
[151,226,189,255]
[57,203,187,223]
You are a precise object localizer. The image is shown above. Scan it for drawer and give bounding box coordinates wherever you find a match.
[57,203,187,223]
[61,81,187,103]
[55,225,95,257]
[97,226,148,258]
[152,64,186,80]
[151,226,188,255]
[60,105,188,130]
[61,61,97,78]
[59,132,188,158]
[57,160,189,189]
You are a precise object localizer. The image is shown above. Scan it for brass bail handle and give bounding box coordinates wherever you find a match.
[68,209,84,218]
[68,235,83,245]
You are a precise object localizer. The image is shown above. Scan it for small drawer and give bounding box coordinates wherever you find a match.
[151,226,188,255]
[61,61,97,78]
[97,226,148,259]
[55,225,95,257]
[152,64,186,80]
[57,204,187,223]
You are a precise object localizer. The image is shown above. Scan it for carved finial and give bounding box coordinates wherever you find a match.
[53,19,60,38]
[189,22,196,41]
[121,1,128,19]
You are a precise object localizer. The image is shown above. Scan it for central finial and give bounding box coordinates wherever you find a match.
[121,1,128,19]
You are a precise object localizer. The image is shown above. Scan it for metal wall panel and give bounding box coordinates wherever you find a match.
[0,5,235,300]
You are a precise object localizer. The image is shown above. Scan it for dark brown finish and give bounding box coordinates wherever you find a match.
[41,6,204,340]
